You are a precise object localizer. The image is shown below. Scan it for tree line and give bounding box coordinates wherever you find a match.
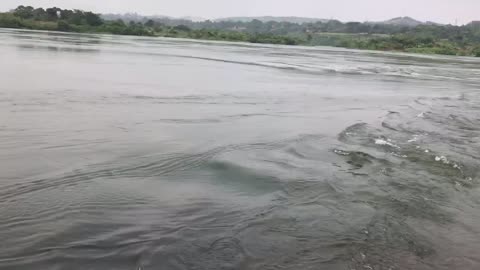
[13,5,103,26]
[0,5,299,44]
[1,5,479,56]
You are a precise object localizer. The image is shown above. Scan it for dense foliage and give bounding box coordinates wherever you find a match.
[1,6,153,35]
[0,6,299,44]
[1,5,480,56]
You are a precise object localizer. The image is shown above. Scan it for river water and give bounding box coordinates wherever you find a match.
[1,28,480,270]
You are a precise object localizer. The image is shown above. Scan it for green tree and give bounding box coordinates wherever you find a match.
[84,11,103,26]
[145,19,155,27]
[60,9,73,20]
[32,8,47,20]
[13,5,34,19]
[68,10,86,25]
[0,13,24,28]
[174,25,191,32]
[57,20,71,31]
[45,7,61,21]
[472,46,480,57]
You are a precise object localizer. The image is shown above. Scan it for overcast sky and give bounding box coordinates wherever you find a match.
[1,0,478,25]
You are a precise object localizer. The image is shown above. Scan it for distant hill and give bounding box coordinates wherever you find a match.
[101,13,207,23]
[180,16,207,22]
[216,16,330,24]
[366,17,443,27]
[101,13,446,28]
[101,13,169,22]
[100,13,201,26]
[425,21,444,26]
[381,17,423,27]
[468,21,480,27]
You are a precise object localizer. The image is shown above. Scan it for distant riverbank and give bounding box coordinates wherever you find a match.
[0,12,301,46]
[2,5,480,57]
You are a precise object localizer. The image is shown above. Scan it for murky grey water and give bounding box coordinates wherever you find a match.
[1,28,480,270]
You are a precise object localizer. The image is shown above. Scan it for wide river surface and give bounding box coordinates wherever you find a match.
[1,28,480,270]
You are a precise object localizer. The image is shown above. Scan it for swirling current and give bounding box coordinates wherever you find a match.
[1,28,480,270]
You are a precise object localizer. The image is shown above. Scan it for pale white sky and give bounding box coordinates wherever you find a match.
[1,0,478,25]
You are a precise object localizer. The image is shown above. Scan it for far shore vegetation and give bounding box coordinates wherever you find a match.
[1,5,480,57]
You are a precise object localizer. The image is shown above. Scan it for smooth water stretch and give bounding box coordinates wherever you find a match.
[1,28,480,270]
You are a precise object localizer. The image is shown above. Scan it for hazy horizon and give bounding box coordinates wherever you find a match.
[1,0,479,25]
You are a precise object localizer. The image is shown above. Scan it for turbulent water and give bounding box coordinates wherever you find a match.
[1,28,480,270]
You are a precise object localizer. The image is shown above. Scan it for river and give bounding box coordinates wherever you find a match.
[1,28,480,270]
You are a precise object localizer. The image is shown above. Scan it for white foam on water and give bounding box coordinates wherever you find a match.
[333,149,350,156]
[392,152,408,158]
[434,156,461,171]
[435,156,450,164]
[407,135,420,143]
[375,138,400,148]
